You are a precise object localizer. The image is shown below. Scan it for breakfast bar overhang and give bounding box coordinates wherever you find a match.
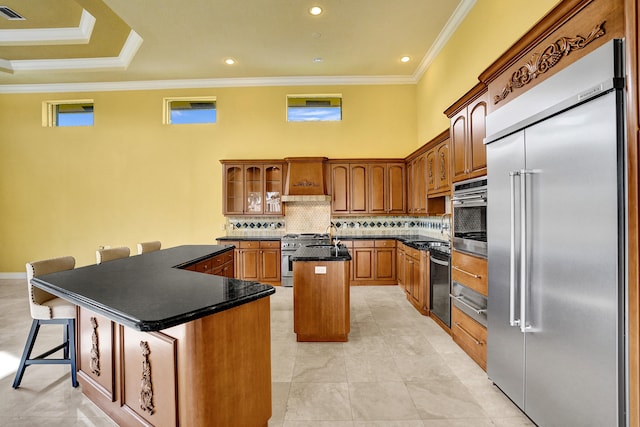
[31,245,275,427]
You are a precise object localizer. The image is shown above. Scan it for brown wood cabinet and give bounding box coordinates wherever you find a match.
[403,245,429,315]
[330,163,350,214]
[293,259,350,342]
[330,161,406,215]
[452,305,487,371]
[396,243,406,290]
[406,130,449,215]
[445,84,488,183]
[184,247,235,279]
[350,240,396,285]
[221,161,284,216]
[236,240,281,284]
[427,138,451,197]
[368,162,406,214]
[408,153,427,214]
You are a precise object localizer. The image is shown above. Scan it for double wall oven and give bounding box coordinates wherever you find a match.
[450,176,488,326]
[280,233,330,287]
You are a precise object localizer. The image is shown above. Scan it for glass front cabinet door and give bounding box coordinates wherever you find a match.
[264,164,283,215]
[222,162,283,216]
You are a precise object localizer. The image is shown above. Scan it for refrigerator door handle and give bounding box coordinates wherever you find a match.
[509,171,521,327]
[520,169,534,333]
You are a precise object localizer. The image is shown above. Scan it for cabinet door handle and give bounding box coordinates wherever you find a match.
[452,265,481,279]
[454,321,484,345]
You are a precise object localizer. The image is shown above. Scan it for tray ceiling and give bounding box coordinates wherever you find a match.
[0,0,474,90]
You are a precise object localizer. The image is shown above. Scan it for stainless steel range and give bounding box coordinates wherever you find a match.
[281,233,330,287]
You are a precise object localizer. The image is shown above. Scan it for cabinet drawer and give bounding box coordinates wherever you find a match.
[451,250,487,296]
[451,305,487,370]
[239,241,260,249]
[405,246,420,259]
[195,258,213,273]
[374,240,396,248]
[259,241,280,249]
[352,240,374,248]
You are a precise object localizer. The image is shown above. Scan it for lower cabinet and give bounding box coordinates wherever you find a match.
[403,246,429,315]
[221,240,280,284]
[451,305,487,370]
[183,247,234,278]
[349,240,396,285]
[396,243,406,290]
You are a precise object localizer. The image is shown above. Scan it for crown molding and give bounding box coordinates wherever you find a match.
[412,0,477,82]
[5,29,142,73]
[0,73,416,94]
[0,9,95,46]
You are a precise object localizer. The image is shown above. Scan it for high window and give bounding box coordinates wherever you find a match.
[287,95,342,122]
[163,97,217,124]
[43,100,94,127]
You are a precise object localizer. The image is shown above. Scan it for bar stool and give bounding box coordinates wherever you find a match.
[13,256,78,389]
[96,246,130,264]
[137,241,161,255]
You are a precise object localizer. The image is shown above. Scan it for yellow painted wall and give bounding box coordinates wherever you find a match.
[0,85,416,270]
[416,0,561,143]
[0,0,563,272]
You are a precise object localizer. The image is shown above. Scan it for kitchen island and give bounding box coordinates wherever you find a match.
[32,245,274,427]
[292,244,351,342]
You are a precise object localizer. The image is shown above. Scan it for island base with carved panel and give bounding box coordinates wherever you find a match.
[77,296,272,427]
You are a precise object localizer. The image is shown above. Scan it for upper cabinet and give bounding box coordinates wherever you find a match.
[445,83,488,183]
[368,162,406,215]
[426,131,451,197]
[406,129,449,215]
[329,161,406,215]
[221,161,284,216]
[407,153,427,214]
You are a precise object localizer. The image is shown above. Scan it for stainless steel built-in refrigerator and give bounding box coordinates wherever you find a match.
[485,39,627,426]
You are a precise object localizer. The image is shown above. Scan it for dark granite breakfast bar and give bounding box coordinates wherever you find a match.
[31,245,274,427]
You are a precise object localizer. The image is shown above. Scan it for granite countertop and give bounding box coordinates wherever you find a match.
[32,245,275,332]
[291,244,352,261]
[215,234,448,251]
[216,236,282,241]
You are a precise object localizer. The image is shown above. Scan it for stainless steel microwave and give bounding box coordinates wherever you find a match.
[452,176,487,257]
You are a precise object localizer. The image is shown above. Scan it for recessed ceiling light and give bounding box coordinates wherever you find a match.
[313,57,323,63]
[309,6,323,16]
[224,58,236,65]
[401,56,411,63]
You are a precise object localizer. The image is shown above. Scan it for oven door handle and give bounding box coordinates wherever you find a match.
[430,257,450,267]
[452,198,487,207]
[449,294,487,315]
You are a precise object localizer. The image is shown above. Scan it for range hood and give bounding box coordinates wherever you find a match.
[281,157,331,202]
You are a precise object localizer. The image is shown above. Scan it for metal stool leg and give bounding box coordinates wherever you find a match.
[12,318,79,389]
[13,319,41,389]
[67,319,78,387]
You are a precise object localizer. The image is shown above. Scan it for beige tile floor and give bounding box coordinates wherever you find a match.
[0,279,533,426]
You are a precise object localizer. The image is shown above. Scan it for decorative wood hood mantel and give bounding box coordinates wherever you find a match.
[282,157,331,202]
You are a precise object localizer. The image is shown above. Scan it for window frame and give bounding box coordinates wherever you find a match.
[42,99,94,127]
[286,94,342,122]
[163,96,217,125]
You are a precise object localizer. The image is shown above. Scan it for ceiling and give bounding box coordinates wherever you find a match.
[0,0,474,91]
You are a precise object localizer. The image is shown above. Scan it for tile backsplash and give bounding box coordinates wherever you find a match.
[224,201,450,240]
